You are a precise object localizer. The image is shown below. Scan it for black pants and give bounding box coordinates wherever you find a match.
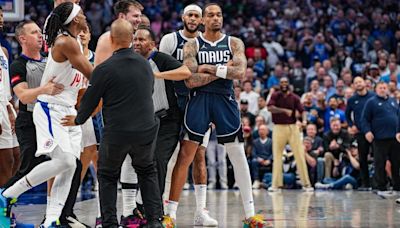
[154,116,180,197]
[373,138,400,191]
[3,112,48,188]
[60,159,82,223]
[98,133,162,227]
[356,133,372,187]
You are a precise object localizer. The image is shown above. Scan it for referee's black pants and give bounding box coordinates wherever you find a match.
[373,138,400,191]
[154,114,180,198]
[98,126,162,227]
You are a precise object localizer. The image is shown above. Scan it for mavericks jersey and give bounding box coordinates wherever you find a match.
[195,33,233,95]
[38,38,84,106]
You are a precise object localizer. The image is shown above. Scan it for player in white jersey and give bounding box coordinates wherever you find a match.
[159,4,218,226]
[0,6,20,188]
[93,1,146,227]
[0,3,93,227]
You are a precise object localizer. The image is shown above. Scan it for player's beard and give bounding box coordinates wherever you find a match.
[183,22,199,33]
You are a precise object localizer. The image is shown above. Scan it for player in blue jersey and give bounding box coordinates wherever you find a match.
[163,3,269,228]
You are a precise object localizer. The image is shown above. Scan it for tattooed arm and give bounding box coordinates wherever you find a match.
[200,36,247,80]
[183,39,219,88]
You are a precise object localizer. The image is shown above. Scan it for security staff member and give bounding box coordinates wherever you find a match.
[62,19,163,228]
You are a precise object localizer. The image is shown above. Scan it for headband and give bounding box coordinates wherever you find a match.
[183,4,202,17]
[63,4,81,25]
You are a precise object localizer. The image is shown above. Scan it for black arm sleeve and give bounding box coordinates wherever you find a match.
[154,52,182,71]
[75,66,106,125]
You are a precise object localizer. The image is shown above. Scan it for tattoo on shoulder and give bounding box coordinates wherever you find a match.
[226,37,247,80]
[183,40,198,73]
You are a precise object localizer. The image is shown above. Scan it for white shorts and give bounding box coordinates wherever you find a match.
[0,102,19,149]
[81,116,97,149]
[33,101,82,158]
[184,127,211,148]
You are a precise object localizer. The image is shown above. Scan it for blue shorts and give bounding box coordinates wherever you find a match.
[184,91,243,144]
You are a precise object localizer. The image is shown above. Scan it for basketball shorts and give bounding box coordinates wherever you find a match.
[34,101,82,158]
[0,102,19,149]
[81,116,97,149]
[184,91,243,144]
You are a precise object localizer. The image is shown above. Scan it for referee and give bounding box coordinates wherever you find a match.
[133,25,191,197]
[62,19,163,228]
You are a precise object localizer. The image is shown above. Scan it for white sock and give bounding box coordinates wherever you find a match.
[166,200,179,219]
[96,186,101,217]
[46,196,51,219]
[136,189,143,205]
[122,188,137,216]
[3,177,32,198]
[194,185,207,211]
[226,140,255,219]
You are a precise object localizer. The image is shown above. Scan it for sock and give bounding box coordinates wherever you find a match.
[226,140,255,219]
[96,186,101,217]
[166,200,179,219]
[46,196,51,219]
[194,185,207,211]
[136,189,143,205]
[3,177,32,199]
[121,184,138,217]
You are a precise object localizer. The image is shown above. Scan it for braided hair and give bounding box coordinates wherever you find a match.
[45,2,74,47]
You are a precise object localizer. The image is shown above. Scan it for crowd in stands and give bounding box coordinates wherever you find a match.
[4,0,400,192]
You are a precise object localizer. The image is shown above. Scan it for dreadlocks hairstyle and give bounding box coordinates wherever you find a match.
[45,2,74,47]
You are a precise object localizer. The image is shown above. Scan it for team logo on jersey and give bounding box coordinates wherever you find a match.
[355,100,359,104]
[44,139,54,149]
[200,44,207,49]
[179,41,185,47]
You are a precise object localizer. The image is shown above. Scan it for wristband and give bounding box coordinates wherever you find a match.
[216,65,227,79]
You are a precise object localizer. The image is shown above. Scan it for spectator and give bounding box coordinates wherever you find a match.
[251,125,273,189]
[303,137,318,186]
[380,61,400,89]
[322,75,336,100]
[240,80,260,115]
[323,97,347,132]
[366,64,381,87]
[330,79,346,110]
[257,96,273,132]
[240,99,256,127]
[323,117,351,180]
[267,64,284,89]
[262,31,284,69]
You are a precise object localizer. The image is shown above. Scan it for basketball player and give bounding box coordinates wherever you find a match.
[0,5,20,188]
[94,1,145,226]
[163,4,268,227]
[159,4,218,226]
[1,3,92,227]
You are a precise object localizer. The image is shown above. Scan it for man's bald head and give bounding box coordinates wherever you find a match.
[110,19,134,49]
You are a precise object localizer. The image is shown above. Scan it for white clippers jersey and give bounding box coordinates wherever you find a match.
[38,47,84,106]
[0,47,11,103]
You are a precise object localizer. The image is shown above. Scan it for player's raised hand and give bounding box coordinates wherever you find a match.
[61,115,77,126]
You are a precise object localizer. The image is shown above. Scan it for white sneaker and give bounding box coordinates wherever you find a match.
[302,186,314,192]
[252,180,261,189]
[315,182,330,190]
[194,209,218,226]
[66,216,89,228]
[220,182,228,190]
[207,182,216,190]
[183,182,190,190]
[396,198,400,204]
[267,187,281,192]
[377,190,396,197]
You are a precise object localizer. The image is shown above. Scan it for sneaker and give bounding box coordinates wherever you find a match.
[220,182,228,190]
[302,186,315,192]
[252,180,261,189]
[95,217,102,228]
[396,198,400,204]
[243,214,271,228]
[0,190,16,228]
[183,182,190,190]
[267,187,281,192]
[207,182,216,190]
[315,182,331,190]
[377,190,397,198]
[161,215,175,228]
[344,183,353,190]
[193,209,218,226]
[120,208,147,228]
[66,216,90,228]
[39,220,67,228]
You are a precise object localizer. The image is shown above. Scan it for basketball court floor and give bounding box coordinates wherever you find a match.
[12,189,400,227]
